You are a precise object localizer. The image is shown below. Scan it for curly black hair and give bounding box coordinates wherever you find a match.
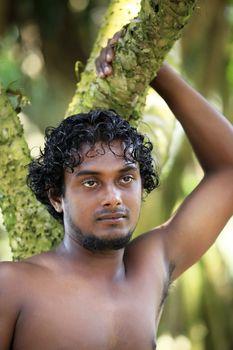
[27,109,159,224]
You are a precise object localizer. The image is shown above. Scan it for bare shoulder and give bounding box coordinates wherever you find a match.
[0,252,55,287]
[0,257,52,350]
[0,252,59,314]
[0,261,30,323]
[0,260,29,285]
[0,261,31,294]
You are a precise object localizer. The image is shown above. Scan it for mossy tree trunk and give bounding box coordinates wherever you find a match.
[0,0,197,260]
[0,90,62,260]
[67,0,197,120]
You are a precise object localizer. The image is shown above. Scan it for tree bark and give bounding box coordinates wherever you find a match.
[0,89,62,260]
[67,0,197,122]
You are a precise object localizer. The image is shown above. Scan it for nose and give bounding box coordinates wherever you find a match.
[101,184,122,208]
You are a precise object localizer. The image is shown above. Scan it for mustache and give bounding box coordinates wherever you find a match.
[94,207,129,219]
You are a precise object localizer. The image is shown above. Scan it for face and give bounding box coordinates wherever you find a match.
[53,141,142,251]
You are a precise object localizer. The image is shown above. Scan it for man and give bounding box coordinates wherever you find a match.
[0,35,233,350]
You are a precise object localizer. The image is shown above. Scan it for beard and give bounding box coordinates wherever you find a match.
[66,214,134,252]
[80,231,133,251]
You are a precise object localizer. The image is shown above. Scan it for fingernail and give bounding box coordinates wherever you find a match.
[104,66,111,74]
[106,53,112,62]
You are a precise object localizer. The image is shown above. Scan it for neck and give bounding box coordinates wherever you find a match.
[55,233,126,283]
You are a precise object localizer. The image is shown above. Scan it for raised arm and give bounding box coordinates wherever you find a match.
[96,39,233,281]
[151,65,233,173]
[150,65,233,279]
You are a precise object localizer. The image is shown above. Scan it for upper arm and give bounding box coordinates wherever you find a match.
[0,263,22,350]
[160,170,233,280]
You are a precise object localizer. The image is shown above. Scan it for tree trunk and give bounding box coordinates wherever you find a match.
[0,0,197,260]
[0,89,62,260]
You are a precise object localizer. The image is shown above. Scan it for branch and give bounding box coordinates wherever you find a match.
[67,0,197,122]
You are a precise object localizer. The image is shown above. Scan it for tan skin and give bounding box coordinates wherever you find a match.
[1,32,233,350]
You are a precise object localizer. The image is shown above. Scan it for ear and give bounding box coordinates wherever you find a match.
[48,189,63,213]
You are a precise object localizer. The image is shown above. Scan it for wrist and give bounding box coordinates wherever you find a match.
[151,64,186,101]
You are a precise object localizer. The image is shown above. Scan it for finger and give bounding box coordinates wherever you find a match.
[95,60,106,78]
[100,46,113,76]
[100,48,112,76]
[106,30,123,61]
[110,30,123,45]
[95,57,103,76]
[106,47,114,62]
[95,47,107,77]
[103,64,112,76]
[95,58,112,78]
[100,59,112,76]
[95,32,120,78]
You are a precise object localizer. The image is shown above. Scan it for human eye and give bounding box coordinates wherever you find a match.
[120,175,134,184]
[82,179,98,188]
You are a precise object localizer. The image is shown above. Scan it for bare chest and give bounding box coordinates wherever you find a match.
[13,280,159,350]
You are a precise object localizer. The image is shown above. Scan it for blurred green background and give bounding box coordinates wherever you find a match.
[0,0,233,349]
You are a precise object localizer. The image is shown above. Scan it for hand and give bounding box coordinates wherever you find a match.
[95,30,123,78]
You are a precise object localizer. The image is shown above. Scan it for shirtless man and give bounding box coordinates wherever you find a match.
[0,36,233,350]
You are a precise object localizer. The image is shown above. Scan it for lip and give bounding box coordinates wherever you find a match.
[96,213,127,222]
[96,217,126,226]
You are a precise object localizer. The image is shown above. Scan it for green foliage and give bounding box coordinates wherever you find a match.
[227,58,233,89]
[181,0,233,121]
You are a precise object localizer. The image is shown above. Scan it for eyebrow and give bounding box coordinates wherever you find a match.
[74,164,139,177]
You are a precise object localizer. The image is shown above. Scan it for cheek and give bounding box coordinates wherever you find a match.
[66,196,96,220]
[135,181,143,200]
[127,185,142,210]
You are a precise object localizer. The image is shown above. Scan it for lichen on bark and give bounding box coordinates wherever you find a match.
[0,89,62,260]
[67,0,197,122]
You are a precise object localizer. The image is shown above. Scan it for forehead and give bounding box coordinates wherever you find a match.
[77,141,136,170]
[81,140,124,156]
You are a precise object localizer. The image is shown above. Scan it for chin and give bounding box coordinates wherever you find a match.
[81,231,133,251]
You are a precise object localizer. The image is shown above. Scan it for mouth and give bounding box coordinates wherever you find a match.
[96,212,127,222]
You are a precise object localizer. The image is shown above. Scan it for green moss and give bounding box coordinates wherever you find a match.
[66,0,197,124]
[0,90,62,260]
